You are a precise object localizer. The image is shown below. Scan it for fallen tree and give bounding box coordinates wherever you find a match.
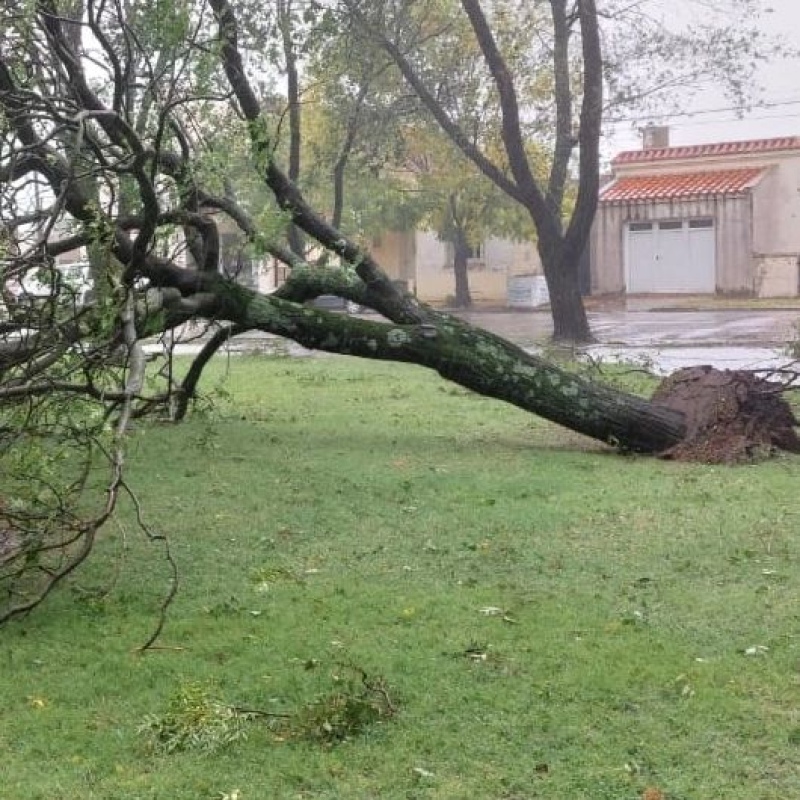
[1,0,793,456]
[0,0,798,625]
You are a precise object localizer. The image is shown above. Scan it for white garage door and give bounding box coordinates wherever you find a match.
[626,218,715,293]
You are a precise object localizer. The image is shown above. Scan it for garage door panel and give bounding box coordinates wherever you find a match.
[687,227,715,291]
[627,223,656,293]
[625,219,715,293]
[656,224,687,292]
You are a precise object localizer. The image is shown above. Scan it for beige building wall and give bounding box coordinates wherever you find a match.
[754,255,798,297]
[369,230,417,291]
[369,229,541,305]
[483,237,542,277]
[414,231,541,305]
[750,164,800,296]
[715,196,756,293]
[590,205,625,294]
[590,145,800,296]
[591,195,754,295]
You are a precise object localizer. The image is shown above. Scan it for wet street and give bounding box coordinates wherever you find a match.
[151,304,800,373]
[454,306,800,373]
[455,306,800,348]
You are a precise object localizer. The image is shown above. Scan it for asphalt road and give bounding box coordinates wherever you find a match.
[452,307,800,373]
[148,305,800,373]
[455,307,800,348]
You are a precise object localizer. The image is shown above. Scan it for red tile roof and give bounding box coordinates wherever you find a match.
[600,168,766,202]
[612,136,800,166]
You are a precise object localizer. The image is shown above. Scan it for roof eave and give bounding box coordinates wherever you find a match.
[599,190,752,204]
[611,138,800,168]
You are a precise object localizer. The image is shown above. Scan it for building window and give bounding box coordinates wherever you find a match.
[444,240,484,269]
[658,220,683,230]
[629,222,653,232]
[689,218,714,229]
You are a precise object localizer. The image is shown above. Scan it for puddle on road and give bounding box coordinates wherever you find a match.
[581,345,791,375]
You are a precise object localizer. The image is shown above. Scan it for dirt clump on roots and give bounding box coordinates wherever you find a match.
[650,366,800,464]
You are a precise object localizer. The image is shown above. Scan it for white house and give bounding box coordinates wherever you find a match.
[591,131,800,297]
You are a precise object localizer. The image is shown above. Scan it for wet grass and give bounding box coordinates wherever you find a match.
[2,355,800,799]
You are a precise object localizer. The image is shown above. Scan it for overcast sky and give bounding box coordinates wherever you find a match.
[602,0,800,157]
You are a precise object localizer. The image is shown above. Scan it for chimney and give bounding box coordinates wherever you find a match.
[641,125,670,150]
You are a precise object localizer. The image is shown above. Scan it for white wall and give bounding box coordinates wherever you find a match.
[751,158,800,255]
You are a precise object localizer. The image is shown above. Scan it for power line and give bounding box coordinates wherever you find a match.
[606,96,800,125]
[664,111,800,128]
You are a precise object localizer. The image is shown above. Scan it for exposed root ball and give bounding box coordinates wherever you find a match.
[651,366,800,463]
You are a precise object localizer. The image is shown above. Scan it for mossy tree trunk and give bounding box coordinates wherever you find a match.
[171,274,686,454]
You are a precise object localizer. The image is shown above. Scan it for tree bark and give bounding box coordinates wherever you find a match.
[452,228,473,308]
[538,233,592,342]
[202,280,686,454]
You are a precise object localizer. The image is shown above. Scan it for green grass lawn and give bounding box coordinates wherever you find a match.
[2,355,800,799]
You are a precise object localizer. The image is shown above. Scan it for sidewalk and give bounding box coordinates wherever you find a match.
[586,294,800,313]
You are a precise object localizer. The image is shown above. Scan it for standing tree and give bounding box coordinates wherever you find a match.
[337,0,782,341]
[302,1,543,308]
[300,32,419,235]
[339,0,601,340]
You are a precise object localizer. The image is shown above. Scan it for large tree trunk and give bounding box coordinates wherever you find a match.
[182,277,800,462]
[539,235,592,342]
[195,280,685,454]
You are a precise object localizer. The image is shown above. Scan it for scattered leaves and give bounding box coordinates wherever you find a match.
[287,665,396,744]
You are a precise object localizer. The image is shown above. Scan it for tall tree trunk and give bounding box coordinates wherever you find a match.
[539,233,592,342]
[452,229,473,308]
[331,81,370,230]
[331,157,347,232]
